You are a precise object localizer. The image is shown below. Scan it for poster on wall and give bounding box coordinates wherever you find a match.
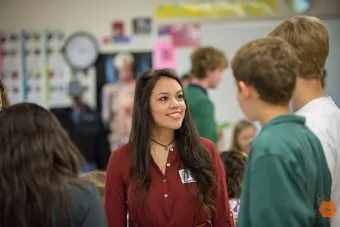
[132,17,152,35]
[154,0,278,18]
[112,21,125,39]
[103,21,131,45]
[170,23,201,48]
[153,40,176,70]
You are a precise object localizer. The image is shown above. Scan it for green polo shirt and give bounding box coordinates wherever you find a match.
[237,115,332,227]
[184,85,217,145]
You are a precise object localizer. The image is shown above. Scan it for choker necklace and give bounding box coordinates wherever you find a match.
[151,139,174,151]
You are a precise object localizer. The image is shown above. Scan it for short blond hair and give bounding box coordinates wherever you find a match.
[190,46,228,79]
[269,15,329,79]
[231,37,300,105]
[79,171,106,202]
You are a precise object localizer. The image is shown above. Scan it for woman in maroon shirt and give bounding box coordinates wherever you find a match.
[105,69,235,227]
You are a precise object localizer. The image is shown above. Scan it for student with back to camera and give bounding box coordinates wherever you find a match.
[269,16,340,226]
[0,103,107,227]
[105,69,235,227]
[231,37,331,227]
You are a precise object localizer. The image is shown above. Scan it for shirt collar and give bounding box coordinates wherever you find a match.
[188,83,207,95]
[261,114,306,132]
[295,96,334,114]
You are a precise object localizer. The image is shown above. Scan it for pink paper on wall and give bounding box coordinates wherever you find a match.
[170,23,201,48]
[153,40,177,70]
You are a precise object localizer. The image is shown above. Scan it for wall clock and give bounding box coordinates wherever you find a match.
[62,32,99,71]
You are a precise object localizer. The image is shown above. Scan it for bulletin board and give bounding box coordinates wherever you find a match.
[0,29,97,109]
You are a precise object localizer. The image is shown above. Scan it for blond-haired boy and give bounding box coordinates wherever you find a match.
[269,15,340,226]
[232,37,331,227]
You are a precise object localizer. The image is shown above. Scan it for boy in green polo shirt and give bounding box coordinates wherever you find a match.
[184,46,228,146]
[231,37,331,227]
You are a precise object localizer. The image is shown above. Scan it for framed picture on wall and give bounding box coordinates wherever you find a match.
[132,18,152,35]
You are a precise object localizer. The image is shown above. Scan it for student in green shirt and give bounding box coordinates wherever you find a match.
[231,37,332,227]
[184,46,228,146]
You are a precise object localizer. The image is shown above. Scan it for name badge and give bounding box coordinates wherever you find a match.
[178,169,196,184]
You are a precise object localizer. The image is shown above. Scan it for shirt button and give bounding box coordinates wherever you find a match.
[166,163,170,167]
[164,194,168,198]
[169,148,173,151]
[163,179,167,183]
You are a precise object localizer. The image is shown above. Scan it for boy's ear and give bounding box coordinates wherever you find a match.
[238,81,259,100]
[238,81,251,99]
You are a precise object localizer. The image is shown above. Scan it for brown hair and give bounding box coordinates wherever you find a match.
[231,37,300,105]
[269,15,329,79]
[190,46,228,79]
[220,150,248,199]
[181,73,192,81]
[0,102,84,227]
[0,78,10,109]
[231,119,255,152]
[80,171,106,202]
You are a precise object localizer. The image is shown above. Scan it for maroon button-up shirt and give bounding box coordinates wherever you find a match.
[105,138,235,227]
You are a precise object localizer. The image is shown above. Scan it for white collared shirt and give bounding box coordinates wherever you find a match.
[296,96,340,226]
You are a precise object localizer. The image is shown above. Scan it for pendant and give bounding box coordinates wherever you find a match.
[164,146,168,151]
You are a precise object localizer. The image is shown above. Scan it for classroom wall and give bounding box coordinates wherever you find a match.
[1,0,339,148]
[0,0,340,53]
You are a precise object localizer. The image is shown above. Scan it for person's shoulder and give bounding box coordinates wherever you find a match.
[200,137,218,155]
[66,178,98,195]
[108,143,132,175]
[250,126,293,157]
[66,178,107,226]
[297,97,340,124]
[111,143,131,158]
[200,137,213,146]
[184,86,206,96]
[64,178,101,211]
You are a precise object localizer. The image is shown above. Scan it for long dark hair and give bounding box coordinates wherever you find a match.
[129,69,215,211]
[0,103,84,227]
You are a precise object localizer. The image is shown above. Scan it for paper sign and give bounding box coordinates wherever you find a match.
[171,23,201,48]
[153,40,176,70]
[132,18,152,35]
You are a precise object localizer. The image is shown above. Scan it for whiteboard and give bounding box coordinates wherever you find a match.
[174,19,340,148]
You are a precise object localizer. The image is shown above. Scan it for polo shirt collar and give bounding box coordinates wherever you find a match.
[262,114,305,132]
[188,83,207,95]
